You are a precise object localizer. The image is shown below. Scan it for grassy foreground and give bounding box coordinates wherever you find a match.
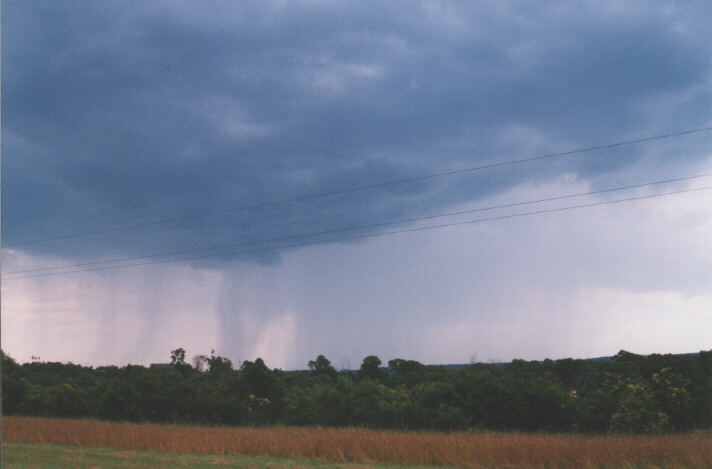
[4,416,712,468]
[3,441,424,469]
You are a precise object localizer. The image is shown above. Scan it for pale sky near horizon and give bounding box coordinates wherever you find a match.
[2,1,711,369]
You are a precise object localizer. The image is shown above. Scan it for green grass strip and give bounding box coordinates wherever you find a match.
[1,441,442,469]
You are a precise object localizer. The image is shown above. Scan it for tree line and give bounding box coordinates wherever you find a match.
[2,348,710,433]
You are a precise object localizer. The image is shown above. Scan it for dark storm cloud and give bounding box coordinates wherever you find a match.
[3,1,711,265]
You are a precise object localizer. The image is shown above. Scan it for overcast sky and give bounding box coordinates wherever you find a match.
[2,1,711,369]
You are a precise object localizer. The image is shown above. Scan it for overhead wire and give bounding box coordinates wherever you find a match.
[5,171,712,277]
[5,125,712,248]
[5,183,711,280]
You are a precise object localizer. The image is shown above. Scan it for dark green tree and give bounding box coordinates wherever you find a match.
[358,355,384,381]
[199,350,233,377]
[308,355,337,380]
[387,358,428,386]
[170,348,192,376]
[170,348,186,366]
[604,373,669,433]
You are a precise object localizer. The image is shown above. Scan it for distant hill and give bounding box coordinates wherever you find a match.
[435,351,702,370]
[292,351,702,373]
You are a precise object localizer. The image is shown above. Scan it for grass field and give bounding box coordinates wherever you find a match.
[3,416,712,468]
[3,441,430,469]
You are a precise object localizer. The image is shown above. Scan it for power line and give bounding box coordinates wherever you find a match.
[6,126,712,248]
[5,171,711,276]
[5,184,710,280]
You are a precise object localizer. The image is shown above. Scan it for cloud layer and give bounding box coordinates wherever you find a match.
[2,1,711,367]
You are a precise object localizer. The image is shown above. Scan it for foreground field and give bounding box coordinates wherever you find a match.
[3,441,428,469]
[4,416,712,468]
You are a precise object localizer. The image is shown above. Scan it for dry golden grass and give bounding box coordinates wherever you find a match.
[4,416,711,468]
